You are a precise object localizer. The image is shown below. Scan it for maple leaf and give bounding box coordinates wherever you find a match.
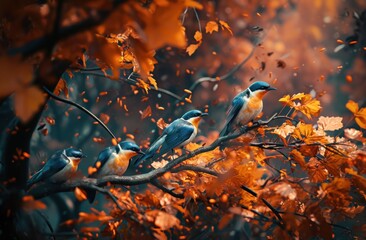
[14,86,46,122]
[317,116,343,131]
[205,21,219,34]
[346,100,366,129]
[219,20,233,35]
[279,93,321,119]
[290,149,306,168]
[307,157,328,183]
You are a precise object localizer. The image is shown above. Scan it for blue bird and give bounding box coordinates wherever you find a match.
[220,81,276,137]
[27,148,86,189]
[134,110,208,166]
[87,141,143,203]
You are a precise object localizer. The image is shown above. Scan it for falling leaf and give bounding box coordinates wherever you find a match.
[205,21,219,34]
[14,86,46,122]
[74,187,88,201]
[156,118,168,130]
[219,20,233,35]
[317,116,343,131]
[194,31,202,42]
[140,106,152,119]
[186,43,201,56]
[100,113,110,124]
[22,195,46,212]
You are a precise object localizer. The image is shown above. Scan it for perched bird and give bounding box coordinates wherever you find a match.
[220,81,276,137]
[134,110,208,166]
[27,148,86,189]
[87,141,143,203]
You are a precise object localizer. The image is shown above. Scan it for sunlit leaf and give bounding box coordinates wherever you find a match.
[317,116,343,131]
[205,21,219,34]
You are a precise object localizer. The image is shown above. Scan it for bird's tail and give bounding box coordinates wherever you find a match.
[133,151,153,167]
[86,189,97,203]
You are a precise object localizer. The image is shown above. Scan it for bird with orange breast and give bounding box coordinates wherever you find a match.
[220,81,276,137]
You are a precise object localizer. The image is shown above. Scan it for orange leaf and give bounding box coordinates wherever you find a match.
[205,21,219,34]
[307,158,328,183]
[219,20,233,35]
[156,118,168,130]
[54,79,69,98]
[290,149,306,168]
[14,86,46,122]
[186,43,201,56]
[100,113,110,124]
[346,100,359,114]
[140,106,152,119]
[194,31,202,42]
[22,195,46,212]
[74,187,88,201]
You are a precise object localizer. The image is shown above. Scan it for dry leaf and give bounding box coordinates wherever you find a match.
[205,21,219,34]
[219,20,233,35]
[140,106,152,119]
[74,187,88,201]
[186,43,201,56]
[100,113,110,124]
[317,116,343,131]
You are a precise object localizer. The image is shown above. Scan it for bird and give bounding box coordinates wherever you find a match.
[134,109,208,166]
[87,141,144,203]
[27,148,86,189]
[219,81,276,137]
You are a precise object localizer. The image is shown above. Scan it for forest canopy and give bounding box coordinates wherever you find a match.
[0,0,366,239]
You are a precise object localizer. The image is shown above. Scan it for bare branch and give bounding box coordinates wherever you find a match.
[151,180,184,199]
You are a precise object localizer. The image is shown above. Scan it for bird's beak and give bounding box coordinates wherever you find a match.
[138,150,145,155]
[267,87,276,91]
[81,154,87,158]
[201,113,209,117]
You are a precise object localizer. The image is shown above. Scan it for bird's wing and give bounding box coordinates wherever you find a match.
[27,150,67,187]
[134,130,168,166]
[220,91,246,136]
[159,120,194,154]
[92,147,114,171]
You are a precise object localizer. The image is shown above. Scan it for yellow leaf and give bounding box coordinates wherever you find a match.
[293,123,314,140]
[317,116,343,131]
[355,108,366,129]
[219,20,233,35]
[278,95,293,107]
[298,94,321,119]
[14,86,46,122]
[346,100,366,129]
[194,31,202,42]
[273,123,295,138]
[148,76,158,89]
[346,100,359,114]
[205,21,219,34]
[186,43,201,56]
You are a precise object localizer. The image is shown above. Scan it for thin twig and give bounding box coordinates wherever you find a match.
[151,180,184,198]
[43,86,117,140]
[86,184,124,211]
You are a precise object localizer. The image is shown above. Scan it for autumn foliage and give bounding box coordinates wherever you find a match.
[1,0,366,239]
